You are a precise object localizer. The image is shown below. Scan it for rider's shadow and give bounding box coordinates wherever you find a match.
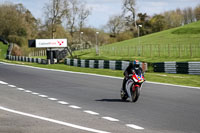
[95,99,130,103]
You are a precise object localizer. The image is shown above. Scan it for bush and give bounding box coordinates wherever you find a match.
[11,44,22,56]
[117,31,133,42]
[7,35,26,47]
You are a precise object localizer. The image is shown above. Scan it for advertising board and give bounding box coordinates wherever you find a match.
[36,39,67,48]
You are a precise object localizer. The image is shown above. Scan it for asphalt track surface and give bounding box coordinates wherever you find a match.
[0,62,200,133]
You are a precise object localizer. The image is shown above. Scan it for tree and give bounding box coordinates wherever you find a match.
[183,7,195,24]
[150,14,166,33]
[78,2,91,31]
[65,0,91,38]
[194,4,200,21]
[122,0,137,29]
[106,14,126,37]
[0,3,38,45]
[65,0,78,37]
[44,0,69,38]
[136,13,151,35]
[163,9,183,28]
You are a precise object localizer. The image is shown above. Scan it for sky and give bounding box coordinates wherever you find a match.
[0,0,200,28]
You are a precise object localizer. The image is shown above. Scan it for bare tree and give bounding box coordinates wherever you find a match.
[163,9,183,28]
[106,14,126,37]
[44,0,69,38]
[183,7,195,24]
[194,4,200,21]
[65,0,91,38]
[78,2,91,31]
[122,0,137,28]
[66,0,79,38]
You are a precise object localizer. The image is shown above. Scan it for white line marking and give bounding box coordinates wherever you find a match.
[32,92,39,95]
[8,85,16,88]
[17,88,25,91]
[69,105,81,109]
[39,95,48,98]
[48,98,58,101]
[0,81,8,85]
[1,62,200,90]
[25,90,32,93]
[84,110,99,115]
[0,106,110,133]
[58,101,69,105]
[146,81,200,90]
[126,124,144,130]
[102,117,119,122]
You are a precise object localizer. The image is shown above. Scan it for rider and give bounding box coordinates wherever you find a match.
[121,60,144,93]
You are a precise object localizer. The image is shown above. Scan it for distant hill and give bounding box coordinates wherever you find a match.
[74,21,200,63]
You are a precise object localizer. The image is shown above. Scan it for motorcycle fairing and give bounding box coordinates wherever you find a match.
[126,79,133,98]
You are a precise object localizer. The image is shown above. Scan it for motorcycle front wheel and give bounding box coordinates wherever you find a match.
[130,86,140,102]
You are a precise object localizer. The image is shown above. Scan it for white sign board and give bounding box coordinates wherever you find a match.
[36,39,67,48]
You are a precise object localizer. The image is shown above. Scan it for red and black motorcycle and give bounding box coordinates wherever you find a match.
[121,69,145,102]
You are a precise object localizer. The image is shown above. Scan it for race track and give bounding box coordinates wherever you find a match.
[0,62,200,133]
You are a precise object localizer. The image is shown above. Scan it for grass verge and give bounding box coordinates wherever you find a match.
[1,59,200,87]
[0,42,8,59]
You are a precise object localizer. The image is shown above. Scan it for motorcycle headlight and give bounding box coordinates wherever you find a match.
[133,77,138,82]
[139,79,144,83]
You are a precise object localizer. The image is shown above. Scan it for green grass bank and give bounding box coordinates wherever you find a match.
[0,42,8,59]
[73,21,200,63]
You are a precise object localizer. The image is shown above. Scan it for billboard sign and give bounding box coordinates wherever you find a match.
[36,39,67,48]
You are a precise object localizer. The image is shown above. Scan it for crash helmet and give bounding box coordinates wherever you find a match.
[133,60,140,68]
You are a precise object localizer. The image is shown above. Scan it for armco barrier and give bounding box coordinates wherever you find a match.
[7,55,47,65]
[6,56,148,72]
[153,62,200,75]
[189,62,200,75]
[65,58,148,72]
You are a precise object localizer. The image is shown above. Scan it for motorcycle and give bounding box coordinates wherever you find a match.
[121,69,145,102]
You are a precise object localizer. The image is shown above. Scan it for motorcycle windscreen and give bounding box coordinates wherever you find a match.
[132,69,142,76]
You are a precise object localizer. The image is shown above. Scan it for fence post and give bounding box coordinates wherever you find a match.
[150,44,152,57]
[135,45,137,56]
[168,44,170,57]
[190,44,192,58]
[179,44,181,57]
[128,46,129,56]
[141,45,143,56]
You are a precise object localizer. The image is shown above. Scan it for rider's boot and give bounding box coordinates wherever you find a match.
[121,77,126,93]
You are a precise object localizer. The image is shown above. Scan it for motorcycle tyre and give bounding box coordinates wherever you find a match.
[130,86,140,102]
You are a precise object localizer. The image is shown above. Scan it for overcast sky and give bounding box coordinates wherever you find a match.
[1,0,200,28]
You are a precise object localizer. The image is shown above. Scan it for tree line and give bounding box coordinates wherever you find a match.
[0,0,200,55]
[0,0,94,54]
[105,0,200,43]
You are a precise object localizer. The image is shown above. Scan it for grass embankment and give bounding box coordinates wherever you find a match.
[73,21,200,63]
[0,42,8,59]
[1,59,200,87]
